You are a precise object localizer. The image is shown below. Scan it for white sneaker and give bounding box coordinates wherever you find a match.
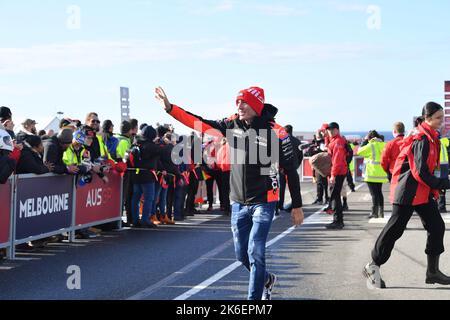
[363,262,386,289]
[262,273,277,300]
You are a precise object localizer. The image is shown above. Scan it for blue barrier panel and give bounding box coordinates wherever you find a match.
[15,174,74,241]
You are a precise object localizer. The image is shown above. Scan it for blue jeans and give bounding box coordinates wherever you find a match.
[231,202,276,300]
[173,184,185,220]
[131,182,155,224]
[153,183,168,216]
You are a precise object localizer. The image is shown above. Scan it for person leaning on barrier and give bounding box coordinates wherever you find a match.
[364,102,450,289]
[43,128,77,175]
[16,135,54,175]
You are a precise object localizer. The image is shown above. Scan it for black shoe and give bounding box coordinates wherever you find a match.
[312,199,323,205]
[174,217,184,222]
[342,204,349,212]
[326,221,344,230]
[439,207,447,213]
[426,255,450,285]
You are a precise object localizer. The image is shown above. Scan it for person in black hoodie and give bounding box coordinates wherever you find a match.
[130,125,162,228]
[155,86,304,301]
[43,128,79,175]
[17,135,54,174]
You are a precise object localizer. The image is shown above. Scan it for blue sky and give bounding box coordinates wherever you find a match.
[1,0,449,134]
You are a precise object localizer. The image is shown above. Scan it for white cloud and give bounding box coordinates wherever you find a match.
[252,4,308,16]
[183,0,234,15]
[0,40,381,75]
[327,1,368,12]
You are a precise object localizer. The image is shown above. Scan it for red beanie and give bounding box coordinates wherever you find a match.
[236,87,265,116]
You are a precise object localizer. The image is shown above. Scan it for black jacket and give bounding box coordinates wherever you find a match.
[43,136,68,174]
[290,135,302,170]
[131,137,162,184]
[168,103,302,208]
[16,146,49,175]
[0,154,15,184]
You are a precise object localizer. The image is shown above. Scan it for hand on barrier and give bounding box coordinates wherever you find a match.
[291,207,304,227]
[44,161,55,172]
[155,87,172,112]
[67,165,80,174]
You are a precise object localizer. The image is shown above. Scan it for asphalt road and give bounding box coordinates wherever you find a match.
[2,182,450,300]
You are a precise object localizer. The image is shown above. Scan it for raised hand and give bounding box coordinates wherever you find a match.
[155,87,172,112]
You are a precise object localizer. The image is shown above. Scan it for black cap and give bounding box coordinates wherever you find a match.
[0,106,12,121]
[328,122,340,130]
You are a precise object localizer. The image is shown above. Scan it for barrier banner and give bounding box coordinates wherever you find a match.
[15,175,73,240]
[0,180,11,244]
[75,171,122,226]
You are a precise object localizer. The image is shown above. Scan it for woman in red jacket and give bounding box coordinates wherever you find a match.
[364,102,450,288]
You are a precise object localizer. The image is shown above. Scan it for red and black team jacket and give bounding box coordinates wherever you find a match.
[168,103,303,208]
[390,122,450,206]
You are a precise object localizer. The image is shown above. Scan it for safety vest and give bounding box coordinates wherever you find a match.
[96,135,113,161]
[357,138,388,183]
[349,143,355,172]
[440,137,449,165]
[114,134,132,160]
[63,145,89,166]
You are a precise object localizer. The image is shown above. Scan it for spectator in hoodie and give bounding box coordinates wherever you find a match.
[17,135,54,174]
[43,128,78,175]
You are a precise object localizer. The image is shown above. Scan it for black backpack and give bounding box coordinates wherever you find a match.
[345,143,354,165]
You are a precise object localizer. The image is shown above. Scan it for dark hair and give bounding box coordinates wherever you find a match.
[139,123,148,131]
[414,116,424,128]
[367,130,381,140]
[102,120,114,132]
[285,125,293,135]
[38,130,46,136]
[130,119,138,130]
[422,102,443,119]
[157,125,169,138]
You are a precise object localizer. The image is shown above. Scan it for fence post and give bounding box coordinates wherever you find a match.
[7,176,16,260]
[69,176,76,242]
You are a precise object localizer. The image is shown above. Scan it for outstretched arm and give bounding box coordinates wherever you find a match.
[155,87,233,137]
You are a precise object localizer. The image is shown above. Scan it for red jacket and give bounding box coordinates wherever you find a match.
[390,122,449,206]
[217,142,231,172]
[328,134,348,177]
[381,135,404,175]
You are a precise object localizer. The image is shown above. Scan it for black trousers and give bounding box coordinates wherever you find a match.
[278,173,287,210]
[206,170,222,207]
[186,172,199,212]
[372,200,445,266]
[220,171,231,211]
[346,167,355,189]
[367,182,384,208]
[122,171,133,224]
[330,175,346,223]
[316,172,329,202]
[166,178,175,216]
[439,189,446,210]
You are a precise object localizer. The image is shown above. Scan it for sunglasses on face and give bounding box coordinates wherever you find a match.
[91,120,100,124]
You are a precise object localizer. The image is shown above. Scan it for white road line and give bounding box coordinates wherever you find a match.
[173,183,365,301]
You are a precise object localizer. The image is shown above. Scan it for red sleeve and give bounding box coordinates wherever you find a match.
[9,148,21,163]
[169,105,226,138]
[331,142,347,177]
[381,141,391,174]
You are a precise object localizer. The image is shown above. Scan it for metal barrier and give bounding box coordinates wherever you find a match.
[2,172,123,260]
[0,178,12,253]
